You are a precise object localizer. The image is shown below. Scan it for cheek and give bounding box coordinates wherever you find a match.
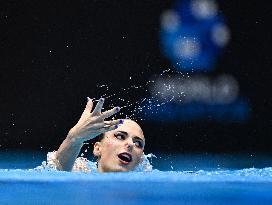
[134,150,144,162]
[103,138,120,152]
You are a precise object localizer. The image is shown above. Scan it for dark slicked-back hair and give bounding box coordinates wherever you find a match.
[96,133,105,142]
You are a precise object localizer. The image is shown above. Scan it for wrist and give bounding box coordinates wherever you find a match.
[67,128,84,146]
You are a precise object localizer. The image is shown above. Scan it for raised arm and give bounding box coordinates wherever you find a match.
[55,97,122,171]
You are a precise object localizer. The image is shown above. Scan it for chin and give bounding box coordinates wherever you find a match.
[112,164,134,172]
[114,166,131,172]
[100,158,135,172]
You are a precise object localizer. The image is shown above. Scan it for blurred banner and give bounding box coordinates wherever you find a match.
[160,0,230,71]
[141,0,250,122]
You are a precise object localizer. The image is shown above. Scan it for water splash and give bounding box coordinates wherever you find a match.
[34,151,156,173]
[95,68,189,121]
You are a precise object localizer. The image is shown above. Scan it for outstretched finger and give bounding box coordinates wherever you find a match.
[84,97,93,113]
[92,98,104,115]
[80,97,93,119]
[104,119,123,126]
[99,107,120,120]
[91,120,123,130]
[98,124,120,133]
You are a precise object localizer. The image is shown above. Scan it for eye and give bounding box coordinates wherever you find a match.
[115,133,125,140]
[134,140,143,149]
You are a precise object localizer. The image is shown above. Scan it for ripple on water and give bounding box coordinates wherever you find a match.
[0,167,272,183]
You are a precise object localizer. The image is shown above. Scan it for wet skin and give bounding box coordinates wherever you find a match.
[56,97,145,172]
[93,119,145,172]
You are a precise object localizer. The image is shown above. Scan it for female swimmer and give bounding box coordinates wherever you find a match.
[55,97,145,172]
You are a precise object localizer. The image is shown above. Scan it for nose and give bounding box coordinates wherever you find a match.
[124,138,134,151]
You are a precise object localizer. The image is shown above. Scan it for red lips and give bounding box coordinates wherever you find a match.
[117,152,132,164]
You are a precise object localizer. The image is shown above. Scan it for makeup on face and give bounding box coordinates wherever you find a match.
[114,131,145,149]
[97,119,145,172]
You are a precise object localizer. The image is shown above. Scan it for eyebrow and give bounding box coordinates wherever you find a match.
[117,131,145,145]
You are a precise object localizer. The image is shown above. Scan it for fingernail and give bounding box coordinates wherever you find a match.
[119,119,123,124]
[87,97,91,101]
[114,125,119,129]
[115,107,120,112]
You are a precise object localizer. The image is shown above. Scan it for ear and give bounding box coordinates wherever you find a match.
[93,142,102,157]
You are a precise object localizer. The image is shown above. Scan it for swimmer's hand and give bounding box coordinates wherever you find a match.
[68,97,122,143]
[55,97,121,171]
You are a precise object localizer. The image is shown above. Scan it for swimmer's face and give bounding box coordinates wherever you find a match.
[93,119,145,172]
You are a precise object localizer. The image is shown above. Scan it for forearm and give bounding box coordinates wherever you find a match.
[56,130,84,171]
[54,97,120,171]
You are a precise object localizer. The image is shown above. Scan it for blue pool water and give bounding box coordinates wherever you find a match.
[1,152,272,205]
